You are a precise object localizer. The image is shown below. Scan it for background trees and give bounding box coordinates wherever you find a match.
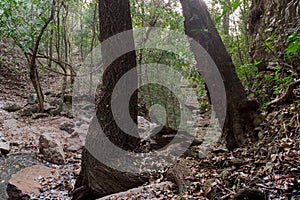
[0,0,299,199]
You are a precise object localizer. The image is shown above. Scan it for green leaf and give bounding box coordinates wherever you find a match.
[253,60,262,66]
[286,41,300,54]
[231,0,241,10]
[287,32,297,42]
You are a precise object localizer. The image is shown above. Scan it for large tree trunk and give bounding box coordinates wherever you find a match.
[180,0,261,150]
[72,0,147,199]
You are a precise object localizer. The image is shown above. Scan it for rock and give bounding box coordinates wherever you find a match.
[0,132,10,156]
[3,103,23,112]
[27,93,38,105]
[49,99,60,106]
[198,146,208,159]
[73,124,89,144]
[32,113,49,119]
[7,165,52,200]
[3,119,18,130]
[0,141,10,156]
[60,110,73,118]
[19,105,38,116]
[11,114,19,120]
[44,103,56,112]
[234,189,266,200]
[149,126,179,150]
[63,94,72,103]
[64,132,84,152]
[39,133,65,164]
[59,120,75,133]
[44,91,56,97]
[137,116,159,140]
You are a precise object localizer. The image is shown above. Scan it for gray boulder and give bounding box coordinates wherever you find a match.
[39,133,65,164]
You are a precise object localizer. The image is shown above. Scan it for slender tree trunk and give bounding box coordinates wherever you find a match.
[88,2,97,95]
[222,2,230,36]
[58,0,68,112]
[29,0,55,113]
[48,28,53,68]
[80,4,84,61]
[72,0,147,199]
[180,0,261,150]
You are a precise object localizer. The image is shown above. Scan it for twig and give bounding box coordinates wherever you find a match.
[267,79,300,109]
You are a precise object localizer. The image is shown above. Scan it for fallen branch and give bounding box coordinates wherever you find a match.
[169,158,192,194]
[267,79,300,109]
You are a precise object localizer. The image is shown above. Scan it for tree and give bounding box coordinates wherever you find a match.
[180,0,261,150]
[0,0,56,112]
[71,0,147,199]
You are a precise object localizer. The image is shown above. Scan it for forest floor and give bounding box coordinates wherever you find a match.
[0,41,299,200]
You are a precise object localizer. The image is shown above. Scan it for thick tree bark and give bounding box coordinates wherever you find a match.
[180,0,260,150]
[72,0,147,199]
[97,0,140,151]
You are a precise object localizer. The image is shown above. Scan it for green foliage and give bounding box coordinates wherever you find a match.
[285,32,300,60]
[286,32,300,54]
[131,0,184,30]
[264,65,294,95]
[0,0,52,54]
[71,1,99,58]
[131,0,208,126]
[236,62,259,88]
[214,0,241,24]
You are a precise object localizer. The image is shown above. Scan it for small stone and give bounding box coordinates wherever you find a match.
[27,94,38,105]
[0,141,10,155]
[39,133,65,164]
[64,95,72,103]
[7,165,53,200]
[74,124,89,144]
[198,146,208,159]
[0,132,10,155]
[3,103,23,112]
[59,120,75,133]
[64,132,84,152]
[19,105,38,116]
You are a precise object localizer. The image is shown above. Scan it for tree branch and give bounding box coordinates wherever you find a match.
[267,79,300,108]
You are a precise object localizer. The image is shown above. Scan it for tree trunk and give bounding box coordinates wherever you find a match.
[180,0,261,150]
[72,0,147,199]
[222,0,230,36]
[29,65,44,112]
[29,0,55,113]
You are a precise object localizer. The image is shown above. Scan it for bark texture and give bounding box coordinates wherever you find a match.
[72,0,147,199]
[249,0,300,74]
[180,0,261,150]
